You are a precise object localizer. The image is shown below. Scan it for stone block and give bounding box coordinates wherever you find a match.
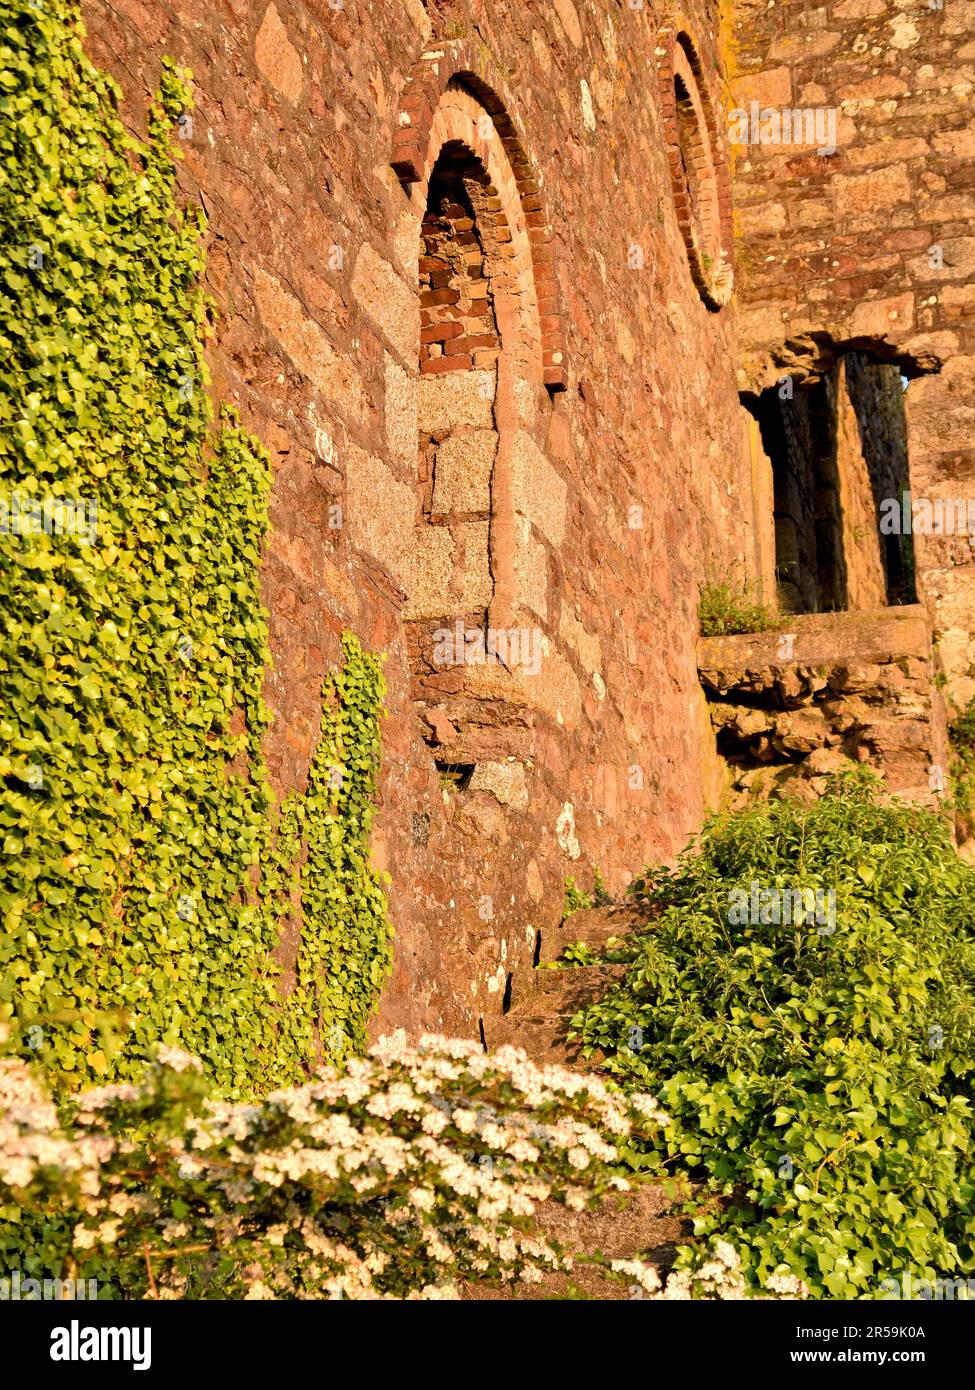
[346,444,415,591]
[254,269,369,426]
[835,166,912,218]
[469,760,530,809]
[511,432,567,546]
[402,524,454,621]
[417,370,496,433]
[384,353,417,466]
[255,4,304,104]
[432,430,496,512]
[351,241,420,367]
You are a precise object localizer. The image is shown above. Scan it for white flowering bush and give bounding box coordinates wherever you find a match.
[0,1033,662,1299]
[0,1032,807,1300]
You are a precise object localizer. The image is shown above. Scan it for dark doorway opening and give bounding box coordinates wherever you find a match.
[749,353,915,614]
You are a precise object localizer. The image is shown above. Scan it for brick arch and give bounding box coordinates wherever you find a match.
[391,42,567,389]
[656,24,734,310]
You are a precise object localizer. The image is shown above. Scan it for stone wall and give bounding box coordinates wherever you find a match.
[75,0,974,1047]
[732,0,975,711]
[699,604,949,807]
[80,0,760,1042]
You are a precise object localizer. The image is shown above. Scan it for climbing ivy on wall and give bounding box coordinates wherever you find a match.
[296,641,393,1063]
[0,0,392,1095]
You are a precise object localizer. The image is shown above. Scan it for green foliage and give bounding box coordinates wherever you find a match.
[0,1038,677,1300]
[698,578,779,637]
[553,941,599,969]
[436,764,466,794]
[291,634,392,1065]
[563,876,591,917]
[0,0,391,1096]
[949,698,975,843]
[563,868,610,919]
[569,773,975,1297]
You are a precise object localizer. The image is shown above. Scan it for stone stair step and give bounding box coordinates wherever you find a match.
[474,901,686,1297]
[530,961,628,993]
[508,961,626,1014]
[536,904,649,965]
[463,1182,692,1300]
[481,1011,598,1067]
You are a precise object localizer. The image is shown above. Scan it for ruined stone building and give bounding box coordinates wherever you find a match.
[86,0,975,1040]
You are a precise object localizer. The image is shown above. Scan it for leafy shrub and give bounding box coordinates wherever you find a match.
[563,876,592,917]
[698,579,779,637]
[949,698,975,844]
[569,773,975,1296]
[551,941,600,969]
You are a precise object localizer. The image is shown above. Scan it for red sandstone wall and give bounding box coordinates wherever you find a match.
[732,0,975,710]
[79,0,759,1042]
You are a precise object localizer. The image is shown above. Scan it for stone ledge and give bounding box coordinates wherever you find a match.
[698,604,932,687]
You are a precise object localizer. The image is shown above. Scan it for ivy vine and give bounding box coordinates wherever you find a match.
[0,0,392,1096]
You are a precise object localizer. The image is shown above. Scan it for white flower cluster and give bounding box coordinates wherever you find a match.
[612,1240,807,1301]
[0,1057,110,1195]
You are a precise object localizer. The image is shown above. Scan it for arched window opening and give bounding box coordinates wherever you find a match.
[657,28,734,309]
[405,143,505,766]
[419,144,502,380]
[394,74,552,781]
[673,71,720,270]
